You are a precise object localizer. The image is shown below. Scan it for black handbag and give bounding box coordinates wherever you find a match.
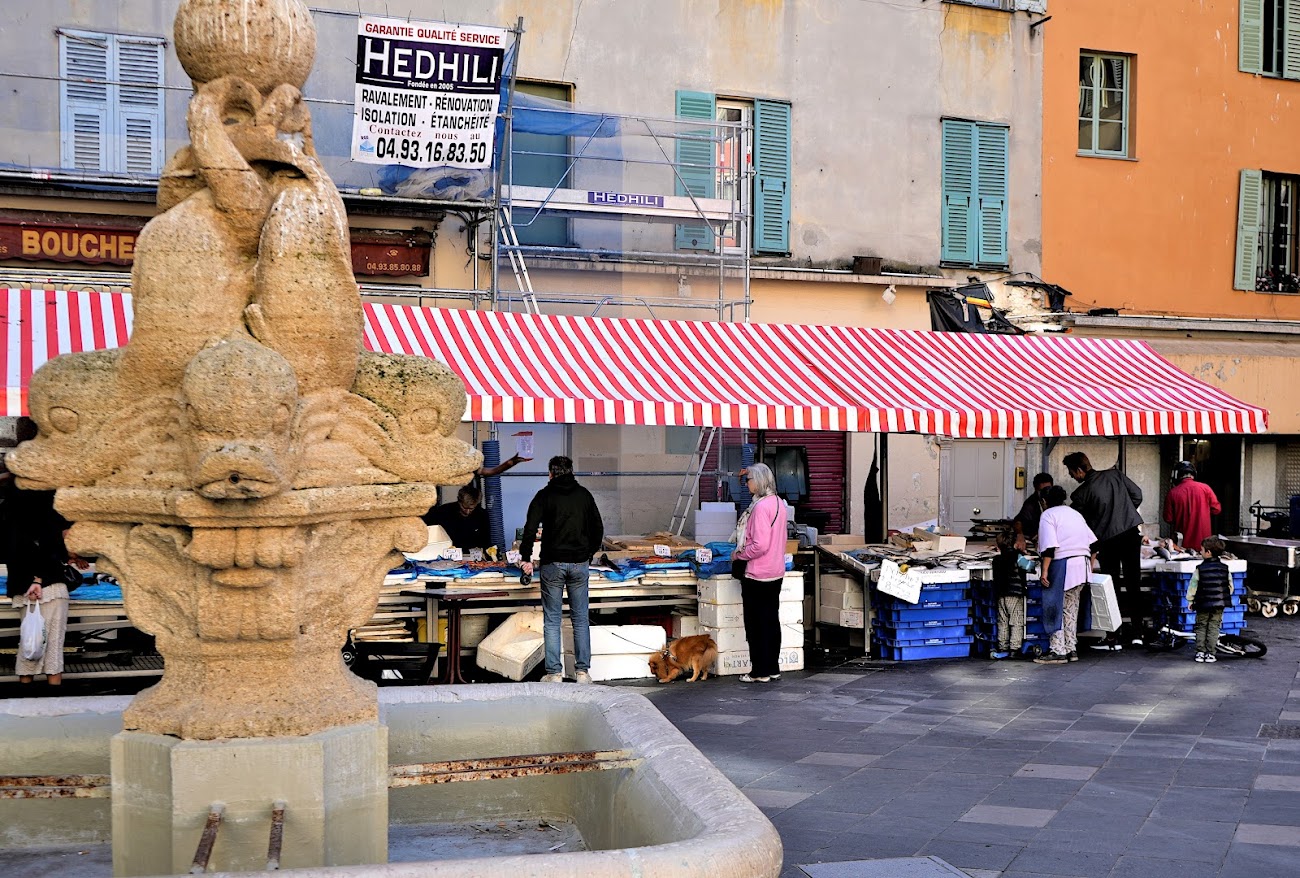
[730,558,748,579]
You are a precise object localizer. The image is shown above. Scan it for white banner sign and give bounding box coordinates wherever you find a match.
[351,16,506,168]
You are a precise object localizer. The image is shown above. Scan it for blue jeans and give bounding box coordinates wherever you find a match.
[540,561,591,675]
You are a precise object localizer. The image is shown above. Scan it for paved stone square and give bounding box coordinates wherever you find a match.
[631,615,1300,878]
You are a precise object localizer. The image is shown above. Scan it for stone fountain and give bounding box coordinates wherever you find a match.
[2,2,783,875]
[7,0,479,871]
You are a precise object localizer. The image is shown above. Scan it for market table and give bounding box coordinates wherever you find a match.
[400,588,511,684]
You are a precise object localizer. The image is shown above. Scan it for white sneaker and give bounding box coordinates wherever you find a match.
[768,673,781,680]
[1203,654,1217,663]
[739,674,770,683]
[540,673,564,683]
[575,670,593,684]
[1194,652,1206,663]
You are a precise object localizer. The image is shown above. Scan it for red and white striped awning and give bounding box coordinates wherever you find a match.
[3,289,1269,437]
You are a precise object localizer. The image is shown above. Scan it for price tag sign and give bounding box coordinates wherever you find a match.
[447,547,463,562]
[696,547,713,564]
[468,548,484,562]
[506,550,522,565]
[653,544,671,557]
[784,553,794,566]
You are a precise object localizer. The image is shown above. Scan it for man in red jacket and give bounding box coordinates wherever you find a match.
[1163,462,1221,552]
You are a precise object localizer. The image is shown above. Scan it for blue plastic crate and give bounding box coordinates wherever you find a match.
[877,601,972,624]
[875,623,970,641]
[875,636,973,661]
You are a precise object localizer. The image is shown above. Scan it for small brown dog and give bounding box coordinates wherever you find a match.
[648,634,719,683]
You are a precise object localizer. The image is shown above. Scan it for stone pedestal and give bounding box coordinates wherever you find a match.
[110,724,387,876]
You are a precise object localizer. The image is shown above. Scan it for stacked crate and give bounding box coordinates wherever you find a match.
[870,568,973,660]
[699,572,805,675]
[1151,559,1248,635]
[969,567,1050,657]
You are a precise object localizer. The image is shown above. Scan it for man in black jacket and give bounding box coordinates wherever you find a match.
[1063,451,1144,642]
[520,456,604,684]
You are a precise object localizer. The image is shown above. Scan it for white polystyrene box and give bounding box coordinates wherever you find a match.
[712,647,804,676]
[820,587,864,609]
[702,623,802,654]
[699,601,801,628]
[562,623,666,655]
[819,606,865,628]
[672,613,700,638]
[1153,558,1247,574]
[699,576,743,605]
[475,611,545,681]
[562,652,655,681]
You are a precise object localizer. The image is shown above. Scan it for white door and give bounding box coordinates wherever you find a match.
[949,441,1009,539]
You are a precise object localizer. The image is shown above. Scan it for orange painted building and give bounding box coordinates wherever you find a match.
[1042,0,1300,320]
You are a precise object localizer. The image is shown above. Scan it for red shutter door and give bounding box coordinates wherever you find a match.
[762,431,847,534]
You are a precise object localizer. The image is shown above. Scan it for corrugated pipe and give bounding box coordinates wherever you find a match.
[482,439,506,551]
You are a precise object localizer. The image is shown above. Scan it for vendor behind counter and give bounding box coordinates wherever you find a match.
[422,485,489,551]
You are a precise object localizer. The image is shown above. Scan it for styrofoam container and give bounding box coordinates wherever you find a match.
[703,623,802,654]
[562,652,655,681]
[699,572,803,604]
[672,613,700,638]
[475,611,545,681]
[562,623,666,655]
[712,647,804,676]
[820,587,864,609]
[1153,558,1248,574]
[698,600,802,628]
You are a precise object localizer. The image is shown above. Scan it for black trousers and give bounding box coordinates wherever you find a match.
[741,576,783,676]
[1094,526,1144,630]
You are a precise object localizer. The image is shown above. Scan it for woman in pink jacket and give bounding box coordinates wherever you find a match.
[732,462,788,682]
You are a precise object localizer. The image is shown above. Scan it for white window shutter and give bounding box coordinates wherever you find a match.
[60,31,110,171]
[1234,169,1263,292]
[115,37,166,175]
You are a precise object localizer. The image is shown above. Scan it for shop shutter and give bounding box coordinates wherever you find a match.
[1234,169,1262,291]
[761,431,848,535]
[116,37,166,175]
[941,119,975,264]
[1285,1,1300,79]
[60,31,110,171]
[753,99,792,254]
[975,124,1009,267]
[674,90,717,251]
[1240,0,1264,74]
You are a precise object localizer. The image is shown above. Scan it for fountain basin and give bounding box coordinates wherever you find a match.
[0,684,782,877]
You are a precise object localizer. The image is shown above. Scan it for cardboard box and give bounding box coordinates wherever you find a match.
[819,606,865,628]
[818,534,867,548]
[712,647,804,676]
[911,528,967,553]
[672,613,700,638]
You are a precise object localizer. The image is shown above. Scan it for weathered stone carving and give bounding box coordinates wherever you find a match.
[6,0,479,739]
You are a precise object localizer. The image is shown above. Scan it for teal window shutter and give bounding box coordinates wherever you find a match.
[941,119,975,264]
[1285,1,1300,79]
[975,124,1009,267]
[753,99,792,254]
[675,90,716,251]
[1241,0,1264,74]
[1234,169,1262,291]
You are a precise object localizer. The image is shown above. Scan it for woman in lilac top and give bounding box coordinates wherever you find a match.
[733,462,788,682]
[1035,485,1097,664]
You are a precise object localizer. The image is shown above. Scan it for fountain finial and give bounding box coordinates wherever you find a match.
[174,0,317,93]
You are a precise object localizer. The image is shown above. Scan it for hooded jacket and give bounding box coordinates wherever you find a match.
[519,473,604,564]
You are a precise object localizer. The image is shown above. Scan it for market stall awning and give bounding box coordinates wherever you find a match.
[3,288,1269,437]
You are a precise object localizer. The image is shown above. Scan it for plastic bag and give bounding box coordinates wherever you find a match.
[20,600,45,662]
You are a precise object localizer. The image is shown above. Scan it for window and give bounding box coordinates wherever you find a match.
[59,29,165,176]
[1241,0,1300,78]
[504,80,573,247]
[1235,169,1300,292]
[940,119,1009,268]
[1079,53,1132,157]
[674,91,791,255]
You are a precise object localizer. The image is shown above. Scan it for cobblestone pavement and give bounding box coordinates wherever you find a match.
[628,616,1300,878]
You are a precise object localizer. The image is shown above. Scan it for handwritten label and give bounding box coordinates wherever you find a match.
[506,550,522,564]
[468,548,484,562]
[696,547,713,564]
[448,547,463,561]
[653,544,671,557]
